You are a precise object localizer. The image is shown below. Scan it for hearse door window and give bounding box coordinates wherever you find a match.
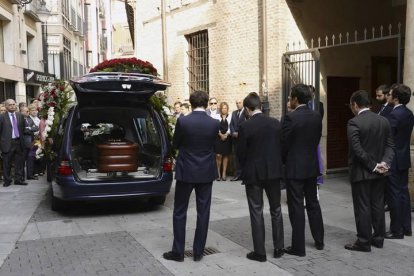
[134,116,161,148]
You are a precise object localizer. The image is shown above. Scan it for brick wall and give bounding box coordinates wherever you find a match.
[136,0,305,113]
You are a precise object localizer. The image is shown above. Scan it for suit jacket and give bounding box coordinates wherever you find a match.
[237,113,283,184]
[173,111,220,183]
[229,108,246,135]
[282,105,322,179]
[23,116,39,149]
[0,112,25,152]
[378,103,393,118]
[347,110,394,183]
[387,105,414,171]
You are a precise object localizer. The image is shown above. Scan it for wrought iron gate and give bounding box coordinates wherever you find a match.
[282,23,404,114]
[282,49,320,114]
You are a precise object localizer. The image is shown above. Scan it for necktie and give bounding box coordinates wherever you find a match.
[236,110,240,118]
[379,105,385,115]
[11,113,20,138]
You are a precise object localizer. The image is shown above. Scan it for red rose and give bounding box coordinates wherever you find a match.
[47,102,56,107]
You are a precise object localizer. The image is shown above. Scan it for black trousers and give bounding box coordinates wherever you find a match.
[172,181,212,256]
[286,178,324,254]
[351,178,385,246]
[2,140,25,184]
[232,139,241,177]
[245,180,284,255]
[388,169,412,234]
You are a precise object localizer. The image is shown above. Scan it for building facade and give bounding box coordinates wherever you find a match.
[0,0,54,104]
[136,0,414,200]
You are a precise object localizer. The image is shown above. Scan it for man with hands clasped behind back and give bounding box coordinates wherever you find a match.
[345,90,394,252]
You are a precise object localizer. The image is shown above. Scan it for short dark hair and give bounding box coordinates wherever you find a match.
[350,90,372,108]
[376,84,390,95]
[291,84,312,104]
[391,84,411,105]
[243,92,261,110]
[174,101,182,107]
[308,85,316,93]
[189,91,209,109]
[180,103,189,109]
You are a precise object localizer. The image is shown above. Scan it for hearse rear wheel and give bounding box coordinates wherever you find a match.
[50,189,65,211]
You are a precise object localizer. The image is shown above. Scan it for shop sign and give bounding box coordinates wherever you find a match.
[23,69,55,84]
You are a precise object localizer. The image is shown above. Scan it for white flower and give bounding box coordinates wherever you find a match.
[45,126,51,132]
[46,119,54,125]
[163,106,172,115]
[35,148,44,159]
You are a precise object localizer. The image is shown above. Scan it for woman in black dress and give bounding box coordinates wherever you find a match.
[215,102,232,181]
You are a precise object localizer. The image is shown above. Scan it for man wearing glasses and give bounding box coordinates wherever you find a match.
[206,97,221,120]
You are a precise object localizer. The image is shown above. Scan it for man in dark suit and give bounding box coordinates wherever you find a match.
[0,99,27,186]
[282,84,324,257]
[385,84,414,239]
[345,90,394,252]
[375,84,394,212]
[163,90,220,262]
[230,99,246,181]
[307,85,324,119]
[376,84,393,118]
[21,106,39,180]
[236,92,284,262]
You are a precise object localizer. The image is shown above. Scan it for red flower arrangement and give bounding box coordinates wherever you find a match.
[89,58,158,76]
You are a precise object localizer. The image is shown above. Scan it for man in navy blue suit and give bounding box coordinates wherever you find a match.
[385,84,414,239]
[376,84,394,118]
[163,90,220,262]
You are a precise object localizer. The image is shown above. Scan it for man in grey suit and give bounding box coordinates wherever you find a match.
[0,99,27,186]
[345,90,394,252]
[237,92,284,262]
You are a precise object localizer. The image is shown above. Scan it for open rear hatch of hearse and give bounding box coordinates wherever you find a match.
[68,72,171,182]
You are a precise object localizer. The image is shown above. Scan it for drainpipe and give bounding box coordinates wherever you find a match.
[161,0,168,82]
[261,0,269,116]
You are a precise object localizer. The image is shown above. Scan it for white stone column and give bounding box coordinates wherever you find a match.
[15,82,27,104]
[403,0,414,205]
[405,0,414,96]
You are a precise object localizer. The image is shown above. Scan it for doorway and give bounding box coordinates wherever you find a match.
[326,76,360,169]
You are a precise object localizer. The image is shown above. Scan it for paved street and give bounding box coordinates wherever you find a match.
[0,174,413,275]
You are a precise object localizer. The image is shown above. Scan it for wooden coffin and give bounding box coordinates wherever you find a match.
[95,140,139,172]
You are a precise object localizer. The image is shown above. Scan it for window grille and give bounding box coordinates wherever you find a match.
[186,30,209,94]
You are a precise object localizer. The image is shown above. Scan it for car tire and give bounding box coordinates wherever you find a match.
[50,189,65,212]
[150,195,166,205]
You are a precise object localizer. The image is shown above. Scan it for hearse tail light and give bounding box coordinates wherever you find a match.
[163,157,174,172]
[58,160,73,175]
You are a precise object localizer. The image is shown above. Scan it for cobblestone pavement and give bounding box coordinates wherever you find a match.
[0,232,173,276]
[210,214,414,276]
[1,175,414,275]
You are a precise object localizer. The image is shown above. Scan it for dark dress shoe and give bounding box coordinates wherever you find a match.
[344,242,371,252]
[273,248,284,258]
[14,182,28,186]
[216,178,221,181]
[230,176,240,181]
[246,252,266,262]
[284,246,306,257]
[162,251,184,262]
[221,177,227,181]
[404,231,412,237]
[3,182,11,187]
[315,242,324,250]
[193,254,203,262]
[27,176,38,180]
[384,232,404,239]
[371,241,383,248]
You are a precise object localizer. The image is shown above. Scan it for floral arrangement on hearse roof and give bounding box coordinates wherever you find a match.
[89,57,175,143]
[35,80,75,160]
